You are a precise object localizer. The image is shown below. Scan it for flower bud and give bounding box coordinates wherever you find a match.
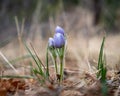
[55,26,65,35]
[53,33,65,48]
[48,37,54,47]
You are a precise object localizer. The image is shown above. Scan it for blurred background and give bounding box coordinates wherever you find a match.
[0,0,120,71]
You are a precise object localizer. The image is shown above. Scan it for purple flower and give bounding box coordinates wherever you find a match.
[55,26,65,35]
[48,37,54,47]
[48,26,66,48]
[53,33,65,48]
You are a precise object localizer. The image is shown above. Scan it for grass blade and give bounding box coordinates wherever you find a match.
[24,42,45,78]
[0,75,34,79]
[46,46,49,78]
[97,36,105,79]
[0,51,18,73]
[97,36,107,96]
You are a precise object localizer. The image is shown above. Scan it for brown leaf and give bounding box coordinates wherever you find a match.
[0,87,7,96]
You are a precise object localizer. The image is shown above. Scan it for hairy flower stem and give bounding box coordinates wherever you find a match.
[59,46,65,83]
[60,57,64,83]
[54,57,58,74]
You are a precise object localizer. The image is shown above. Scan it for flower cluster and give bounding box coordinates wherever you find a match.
[48,26,65,48]
[48,26,66,83]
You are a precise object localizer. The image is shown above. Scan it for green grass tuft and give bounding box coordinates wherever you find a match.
[97,36,107,96]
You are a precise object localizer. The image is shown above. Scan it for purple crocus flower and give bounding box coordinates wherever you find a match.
[55,26,65,35]
[48,37,54,47]
[53,33,65,48]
